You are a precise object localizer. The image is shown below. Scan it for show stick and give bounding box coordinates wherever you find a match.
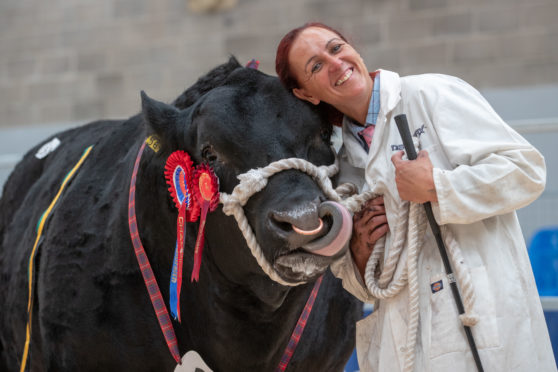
[394,114,485,372]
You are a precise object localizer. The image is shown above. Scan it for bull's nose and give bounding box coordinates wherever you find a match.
[269,201,327,248]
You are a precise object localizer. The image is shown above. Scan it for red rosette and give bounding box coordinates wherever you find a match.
[163,150,200,321]
[192,164,220,211]
[190,164,220,282]
[164,151,200,222]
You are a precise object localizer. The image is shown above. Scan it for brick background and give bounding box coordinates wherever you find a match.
[0,0,557,127]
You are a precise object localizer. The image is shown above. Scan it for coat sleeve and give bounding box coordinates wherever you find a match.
[330,248,377,303]
[419,75,546,225]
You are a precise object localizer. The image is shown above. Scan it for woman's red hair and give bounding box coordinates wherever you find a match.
[275,22,348,126]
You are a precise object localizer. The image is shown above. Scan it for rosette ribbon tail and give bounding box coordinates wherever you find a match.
[191,164,219,283]
[191,202,209,282]
[169,241,180,321]
[170,204,187,321]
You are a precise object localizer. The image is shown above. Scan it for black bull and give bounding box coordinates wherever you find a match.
[0,57,361,371]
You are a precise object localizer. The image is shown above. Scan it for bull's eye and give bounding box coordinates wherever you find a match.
[201,145,217,163]
[320,128,332,146]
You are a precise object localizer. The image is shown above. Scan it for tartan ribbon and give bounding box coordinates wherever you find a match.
[128,141,181,364]
[275,275,324,372]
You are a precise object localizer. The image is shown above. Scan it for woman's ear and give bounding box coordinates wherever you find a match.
[292,88,320,105]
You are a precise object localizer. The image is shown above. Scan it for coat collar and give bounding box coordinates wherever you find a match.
[341,69,401,169]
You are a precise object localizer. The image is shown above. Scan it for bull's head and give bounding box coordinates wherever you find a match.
[140,57,351,301]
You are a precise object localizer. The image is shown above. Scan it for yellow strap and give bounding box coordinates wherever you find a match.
[19,145,94,372]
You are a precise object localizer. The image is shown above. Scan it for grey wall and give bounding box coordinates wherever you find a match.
[1,0,557,127]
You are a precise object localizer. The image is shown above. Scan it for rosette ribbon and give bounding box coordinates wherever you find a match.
[164,151,200,321]
[191,164,220,282]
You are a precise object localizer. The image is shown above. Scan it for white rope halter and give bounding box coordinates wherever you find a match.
[219,155,376,286]
[219,151,478,371]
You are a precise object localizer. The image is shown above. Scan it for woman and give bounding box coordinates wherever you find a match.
[276,22,556,371]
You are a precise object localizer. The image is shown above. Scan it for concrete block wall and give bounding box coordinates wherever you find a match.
[1,0,557,127]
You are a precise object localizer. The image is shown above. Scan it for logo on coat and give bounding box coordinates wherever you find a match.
[413,124,425,138]
[391,124,426,151]
[430,279,444,294]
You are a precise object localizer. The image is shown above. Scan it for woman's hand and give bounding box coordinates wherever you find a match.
[350,196,389,281]
[391,150,438,203]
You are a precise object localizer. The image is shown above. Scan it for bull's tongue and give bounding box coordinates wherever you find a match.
[301,201,352,257]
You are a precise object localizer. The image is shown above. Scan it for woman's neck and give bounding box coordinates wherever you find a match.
[337,77,374,126]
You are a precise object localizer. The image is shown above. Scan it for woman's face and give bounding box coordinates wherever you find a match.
[289,27,371,109]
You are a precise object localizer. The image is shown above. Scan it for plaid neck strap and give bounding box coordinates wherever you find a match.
[128,141,182,364]
[275,275,323,371]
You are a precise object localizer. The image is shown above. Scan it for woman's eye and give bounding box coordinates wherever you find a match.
[311,62,322,74]
[331,43,343,53]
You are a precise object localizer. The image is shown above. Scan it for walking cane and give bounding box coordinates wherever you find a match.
[394,114,485,372]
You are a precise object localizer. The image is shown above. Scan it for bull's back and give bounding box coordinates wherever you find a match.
[0,118,140,368]
[0,119,124,238]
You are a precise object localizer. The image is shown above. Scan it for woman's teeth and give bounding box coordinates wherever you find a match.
[335,69,353,86]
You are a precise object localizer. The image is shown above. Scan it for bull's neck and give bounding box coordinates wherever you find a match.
[129,146,317,366]
[194,264,317,369]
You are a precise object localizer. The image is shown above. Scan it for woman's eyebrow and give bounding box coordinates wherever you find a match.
[304,38,342,72]
[325,37,342,50]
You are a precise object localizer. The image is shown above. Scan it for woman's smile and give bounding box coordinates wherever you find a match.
[335,67,353,86]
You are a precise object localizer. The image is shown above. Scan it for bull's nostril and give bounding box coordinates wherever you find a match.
[269,213,294,235]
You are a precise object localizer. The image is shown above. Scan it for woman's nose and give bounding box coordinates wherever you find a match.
[326,55,343,72]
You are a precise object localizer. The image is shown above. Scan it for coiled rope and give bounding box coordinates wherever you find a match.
[363,155,478,371]
[219,152,478,371]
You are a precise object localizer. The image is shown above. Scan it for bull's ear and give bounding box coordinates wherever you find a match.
[141,91,179,132]
[141,91,182,150]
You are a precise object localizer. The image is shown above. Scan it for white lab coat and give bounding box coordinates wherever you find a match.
[331,70,556,371]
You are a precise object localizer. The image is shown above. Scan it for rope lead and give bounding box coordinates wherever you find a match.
[220,153,478,371]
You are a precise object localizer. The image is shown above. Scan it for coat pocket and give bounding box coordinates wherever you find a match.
[429,266,501,360]
[356,306,381,371]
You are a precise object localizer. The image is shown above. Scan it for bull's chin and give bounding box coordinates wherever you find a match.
[273,250,343,283]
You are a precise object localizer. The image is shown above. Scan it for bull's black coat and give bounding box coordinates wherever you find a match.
[0,57,361,371]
